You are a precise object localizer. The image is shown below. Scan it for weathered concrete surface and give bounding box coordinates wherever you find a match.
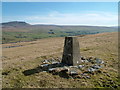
[62,36,81,66]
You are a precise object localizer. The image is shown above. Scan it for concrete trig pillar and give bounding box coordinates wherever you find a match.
[62,36,81,66]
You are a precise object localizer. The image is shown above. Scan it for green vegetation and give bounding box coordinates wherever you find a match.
[2,29,117,44]
[2,31,68,44]
[2,21,117,44]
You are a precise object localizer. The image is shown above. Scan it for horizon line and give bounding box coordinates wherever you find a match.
[2,21,118,27]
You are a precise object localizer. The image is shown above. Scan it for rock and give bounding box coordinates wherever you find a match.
[42,71,47,72]
[87,59,92,62]
[48,68,56,73]
[40,64,50,70]
[48,59,55,63]
[101,61,104,64]
[95,58,104,64]
[74,75,82,79]
[40,64,49,67]
[51,61,60,64]
[81,56,86,60]
[42,60,49,64]
[86,76,91,79]
[81,73,88,76]
[87,64,102,72]
[48,67,69,73]
[58,67,69,72]
[81,60,89,63]
[60,69,68,72]
[88,68,96,72]
[92,64,102,69]
[69,66,78,68]
[86,56,94,62]
[78,65,84,69]
[40,56,104,79]
[81,60,84,63]
[69,70,78,75]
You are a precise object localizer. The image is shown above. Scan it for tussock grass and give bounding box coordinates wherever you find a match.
[2,32,119,88]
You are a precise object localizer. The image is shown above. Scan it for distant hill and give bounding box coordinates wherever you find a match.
[2,21,30,27]
[2,21,117,32]
[2,21,118,44]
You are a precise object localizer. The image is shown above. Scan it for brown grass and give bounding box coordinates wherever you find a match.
[2,32,119,88]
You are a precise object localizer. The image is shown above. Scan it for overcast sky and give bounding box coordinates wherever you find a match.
[2,2,118,26]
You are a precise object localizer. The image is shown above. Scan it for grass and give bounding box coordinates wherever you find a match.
[80,48,91,51]
[2,32,119,88]
[2,31,71,44]
[3,28,117,44]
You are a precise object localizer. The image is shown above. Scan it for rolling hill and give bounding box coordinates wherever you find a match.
[2,21,118,44]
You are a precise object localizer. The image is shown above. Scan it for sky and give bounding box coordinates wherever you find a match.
[2,0,120,2]
[2,2,118,26]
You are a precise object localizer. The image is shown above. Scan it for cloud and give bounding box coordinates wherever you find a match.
[24,11,117,26]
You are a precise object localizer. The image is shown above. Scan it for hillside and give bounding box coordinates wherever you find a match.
[2,32,119,88]
[2,21,117,44]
